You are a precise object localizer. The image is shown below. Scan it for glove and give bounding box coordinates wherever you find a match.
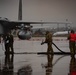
[41,42,45,45]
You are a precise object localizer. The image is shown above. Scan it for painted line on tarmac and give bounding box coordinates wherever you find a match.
[14,38,68,41]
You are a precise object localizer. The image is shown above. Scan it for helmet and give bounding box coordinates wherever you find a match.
[46,31,49,35]
[71,30,74,33]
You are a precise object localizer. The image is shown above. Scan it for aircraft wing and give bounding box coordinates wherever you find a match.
[10,20,71,24]
[0,18,71,29]
[7,21,72,29]
[0,18,71,40]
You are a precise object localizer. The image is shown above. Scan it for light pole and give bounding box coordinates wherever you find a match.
[68,26,71,34]
[41,20,43,28]
[57,23,59,31]
[65,19,68,31]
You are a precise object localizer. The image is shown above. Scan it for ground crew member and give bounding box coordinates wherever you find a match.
[0,35,1,43]
[4,32,14,54]
[8,32,14,54]
[68,30,75,57]
[4,33,10,54]
[41,31,53,54]
[75,33,76,53]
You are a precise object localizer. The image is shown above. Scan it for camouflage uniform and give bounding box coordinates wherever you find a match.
[4,33,14,54]
[9,34,14,53]
[45,31,53,53]
[68,30,75,57]
[69,41,75,56]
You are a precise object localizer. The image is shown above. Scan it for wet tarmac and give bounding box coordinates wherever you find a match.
[0,37,76,75]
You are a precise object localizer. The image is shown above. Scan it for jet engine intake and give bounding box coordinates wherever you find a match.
[17,30,32,40]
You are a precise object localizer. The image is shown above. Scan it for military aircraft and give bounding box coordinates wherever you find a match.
[53,31,69,36]
[0,0,71,40]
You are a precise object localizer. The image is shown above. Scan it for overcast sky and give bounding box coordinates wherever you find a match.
[0,0,76,28]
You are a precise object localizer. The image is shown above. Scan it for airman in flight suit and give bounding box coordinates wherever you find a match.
[45,31,53,53]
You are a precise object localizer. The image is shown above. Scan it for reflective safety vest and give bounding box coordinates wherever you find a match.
[70,71,76,75]
[75,33,76,41]
[70,33,75,41]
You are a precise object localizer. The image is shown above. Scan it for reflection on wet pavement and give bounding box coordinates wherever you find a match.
[0,37,76,75]
[0,53,76,75]
[68,56,76,75]
[0,54,14,75]
[18,65,32,75]
[44,55,53,75]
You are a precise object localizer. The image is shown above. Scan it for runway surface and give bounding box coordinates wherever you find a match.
[0,37,76,75]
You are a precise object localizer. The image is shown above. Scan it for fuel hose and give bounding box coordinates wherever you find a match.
[52,42,66,53]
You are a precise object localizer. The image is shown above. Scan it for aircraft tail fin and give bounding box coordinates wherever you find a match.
[18,0,22,20]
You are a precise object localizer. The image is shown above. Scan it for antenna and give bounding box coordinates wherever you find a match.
[18,0,22,20]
